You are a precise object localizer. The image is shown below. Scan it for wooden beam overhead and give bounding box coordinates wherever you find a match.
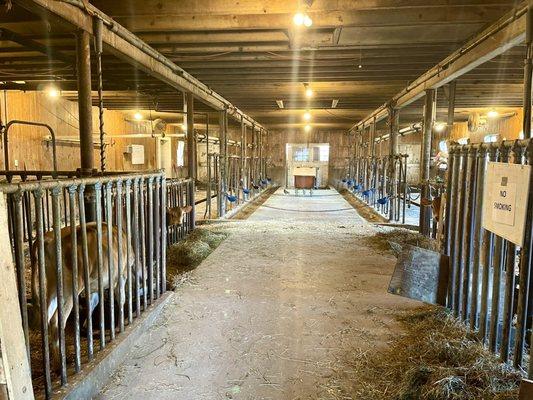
[350,1,528,131]
[12,0,266,130]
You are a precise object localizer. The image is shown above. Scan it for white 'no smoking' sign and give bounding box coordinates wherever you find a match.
[482,162,531,246]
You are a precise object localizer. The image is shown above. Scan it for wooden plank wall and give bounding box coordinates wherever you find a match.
[0,90,184,173]
[266,129,351,186]
[450,108,523,142]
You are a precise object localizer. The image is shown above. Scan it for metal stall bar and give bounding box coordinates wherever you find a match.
[67,185,81,373]
[420,89,436,236]
[105,182,116,341]
[479,145,498,343]
[470,147,487,332]
[461,147,478,322]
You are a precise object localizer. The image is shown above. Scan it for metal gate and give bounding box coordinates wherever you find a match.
[2,171,169,398]
[443,140,533,373]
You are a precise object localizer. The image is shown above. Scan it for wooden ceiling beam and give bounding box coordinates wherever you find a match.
[12,0,266,130]
[350,1,528,131]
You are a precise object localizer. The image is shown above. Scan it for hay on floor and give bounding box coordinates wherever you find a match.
[346,306,521,400]
[167,227,229,289]
[367,228,438,253]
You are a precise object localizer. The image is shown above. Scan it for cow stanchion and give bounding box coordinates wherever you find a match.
[1,171,176,399]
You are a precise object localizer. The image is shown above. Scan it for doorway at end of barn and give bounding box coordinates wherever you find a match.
[285,143,330,188]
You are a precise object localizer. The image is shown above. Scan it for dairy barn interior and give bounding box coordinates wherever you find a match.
[3,0,533,399]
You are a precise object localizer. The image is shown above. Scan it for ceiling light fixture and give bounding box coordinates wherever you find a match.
[304,124,312,133]
[434,122,447,133]
[45,85,60,98]
[303,111,311,121]
[134,112,143,121]
[304,83,314,98]
[331,99,339,109]
[276,100,284,109]
[293,12,312,27]
[293,13,305,26]
[487,109,499,119]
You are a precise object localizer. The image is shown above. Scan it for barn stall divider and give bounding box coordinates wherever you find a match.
[442,139,533,373]
[1,171,195,399]
[166,177,195,245]
[343,154,408,223]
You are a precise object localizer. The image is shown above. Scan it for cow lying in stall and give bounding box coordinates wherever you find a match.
[30,204,192,371]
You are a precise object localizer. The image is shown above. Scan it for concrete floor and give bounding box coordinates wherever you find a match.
[98,188,417,400]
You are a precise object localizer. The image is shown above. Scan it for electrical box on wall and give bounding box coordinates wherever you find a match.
[124,144,145,165]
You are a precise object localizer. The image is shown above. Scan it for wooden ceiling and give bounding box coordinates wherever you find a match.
[0,0,526,130]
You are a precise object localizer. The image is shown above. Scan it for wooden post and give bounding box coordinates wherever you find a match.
[186,92,196,228]
[0,193,34,400]
[217,110,228,217]
[420,89,437,236]
[76,29,95,221]
[77,30,93,176]
[446,81,456,141]
[388,108,399,222]
[240,116,246,198]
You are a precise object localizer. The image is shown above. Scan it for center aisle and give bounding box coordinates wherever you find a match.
[98,188,417,400]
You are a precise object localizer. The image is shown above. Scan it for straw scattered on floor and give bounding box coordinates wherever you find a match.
[324,305,521,400]
[167,226,229,289]
[365,227,438,253]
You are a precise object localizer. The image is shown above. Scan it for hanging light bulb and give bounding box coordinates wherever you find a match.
[293,13,305,26]
[434,122,447,133]
[133,112,143,121]
[303,15,313,27]
[45,84,60,98]
[305,87,313,98]
[303,111,312,121]
[487,109,499,118]
[304,124,312,133]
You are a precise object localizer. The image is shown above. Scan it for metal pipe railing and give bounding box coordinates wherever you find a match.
[2,171,174,399]
[442,138,533,374]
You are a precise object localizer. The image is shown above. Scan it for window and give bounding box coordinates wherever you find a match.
[484,134,499,143]
[177,141,185,167]
[293,147,309,161]
[438,140,448,154]
[319,146,329,162]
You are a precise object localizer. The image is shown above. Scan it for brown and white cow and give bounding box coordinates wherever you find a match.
[167,205,193,226]
[420,195,442,222]
[31,204,192,371]
[31,222,132,370]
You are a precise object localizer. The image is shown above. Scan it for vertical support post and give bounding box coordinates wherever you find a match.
[446,81,456,140]
[0,192,34,400]
[251,123,256,187]
[186,92,196,229]
[218,110,228,217]
[77,30,93,175]
[388,107,399,222]
[420,88,436,236]
[241,116,246,195]
[93,18,106,172]
[76,29,95,220]
[516,4,533,375]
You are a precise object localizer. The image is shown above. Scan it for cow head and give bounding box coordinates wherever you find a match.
[167,205,193,226]
[420,196,442,222]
